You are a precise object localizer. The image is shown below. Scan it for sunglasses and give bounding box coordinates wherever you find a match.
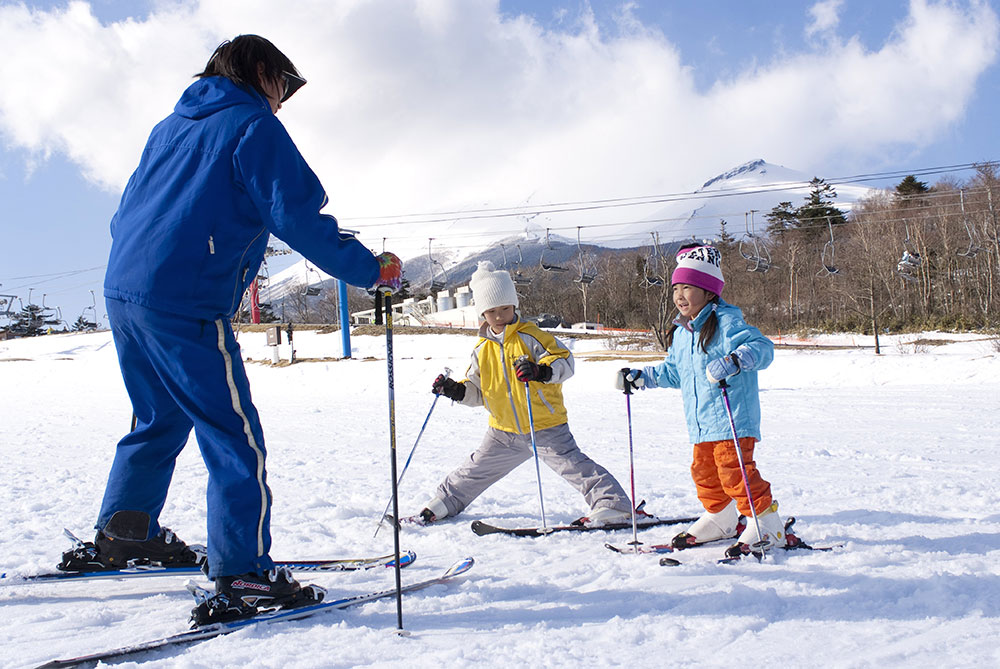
[280,71,307,103]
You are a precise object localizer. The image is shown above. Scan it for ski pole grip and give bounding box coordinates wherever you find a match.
[620,367,633,395]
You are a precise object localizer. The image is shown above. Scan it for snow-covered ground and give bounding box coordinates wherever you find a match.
[1,327,999,668]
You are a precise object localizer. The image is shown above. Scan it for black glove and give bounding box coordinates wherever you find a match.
[514,356,553,383]
[432,374,466,401]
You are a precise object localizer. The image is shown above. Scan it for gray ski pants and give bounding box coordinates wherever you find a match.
[434,423,631,517]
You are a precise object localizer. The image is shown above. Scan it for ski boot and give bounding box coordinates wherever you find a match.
[573,500,654,528]
[395,497,451,526]
[723,501,785,560]
[671,500,744,550]
[58,511,204,572]
[190,567,325,626]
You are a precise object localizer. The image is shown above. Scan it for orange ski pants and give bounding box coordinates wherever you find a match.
[691,437,772,516]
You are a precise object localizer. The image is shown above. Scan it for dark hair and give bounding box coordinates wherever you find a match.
[196,35,300,101]
[664,294,719,353]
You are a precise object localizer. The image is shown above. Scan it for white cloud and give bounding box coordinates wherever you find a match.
[0,0,997,250]
[806,0,844,39]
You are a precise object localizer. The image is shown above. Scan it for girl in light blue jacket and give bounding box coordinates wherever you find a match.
[617,245,784,558]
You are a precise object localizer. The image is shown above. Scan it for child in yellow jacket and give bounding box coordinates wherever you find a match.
[418,262,634,526]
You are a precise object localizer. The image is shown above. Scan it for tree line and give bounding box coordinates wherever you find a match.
[513,165,1000,349]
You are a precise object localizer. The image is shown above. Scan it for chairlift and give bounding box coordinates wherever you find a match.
[738,211,772,272]
[896,221,922,282]
[641,232,665,287]
[78,290,98,329]
[512,244,532,286]
[540,229,570,272]
[40,293,59,320]
[0,293,16,317]
[301,263,322,296]
[574,228,598,284]
[428,238,449,293]
[956,190,986,259]
[817,217,841,277]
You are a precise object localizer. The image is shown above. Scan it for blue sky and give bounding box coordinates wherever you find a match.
[1,0,998,325]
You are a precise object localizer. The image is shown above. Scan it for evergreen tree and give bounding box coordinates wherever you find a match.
[795,177,847,237]
[765,201,798,235]
[11,303,61,337]
[895,175,930,197]
[72,315,98,331]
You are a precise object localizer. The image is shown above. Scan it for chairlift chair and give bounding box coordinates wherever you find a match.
[641,232,665,287]
[574,228,598,285]
[817,217,841,277]
[956,190,986,258]
[540,229,570,273]
[78,290,98,329]
[0,294,16,317]
[428,238,449,293]
[738,211,772,272]
[512,244,532,286]
[302,263,322,296]
[896,221,922,282]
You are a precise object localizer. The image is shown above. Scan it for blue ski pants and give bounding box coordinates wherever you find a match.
[98,298,275,578]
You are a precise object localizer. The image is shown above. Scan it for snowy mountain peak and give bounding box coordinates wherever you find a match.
[700,159,769,190]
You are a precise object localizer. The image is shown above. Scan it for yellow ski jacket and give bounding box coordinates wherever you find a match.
[458,319,573,434]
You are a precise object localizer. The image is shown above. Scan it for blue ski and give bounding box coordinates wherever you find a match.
[3,551,416,586]
[36,557,473,668]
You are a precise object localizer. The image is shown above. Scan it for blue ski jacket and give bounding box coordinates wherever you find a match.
[642,299,774,443]
[104,76,379,319]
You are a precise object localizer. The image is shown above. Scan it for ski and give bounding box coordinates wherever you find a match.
[605,542,680,555]
[2,551,416,586]
[470,515,698,538]
[605,518,748,555]
[36,557,474,668]
[716,541,842,565]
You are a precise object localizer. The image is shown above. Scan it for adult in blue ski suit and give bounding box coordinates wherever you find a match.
[95,35,401,582]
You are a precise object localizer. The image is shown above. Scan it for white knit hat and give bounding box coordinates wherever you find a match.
[469,261,519,314]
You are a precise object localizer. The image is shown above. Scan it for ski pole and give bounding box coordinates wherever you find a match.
[718,379,767,560]
[381,289,405,631]
[620,369,640,552]
[518,359,548,533]
[374,367,452,538]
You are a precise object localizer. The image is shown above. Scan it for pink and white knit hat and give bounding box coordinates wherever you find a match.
[671,246,724,295]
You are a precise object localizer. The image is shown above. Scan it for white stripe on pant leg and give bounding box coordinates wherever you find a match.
[216,319,268,557]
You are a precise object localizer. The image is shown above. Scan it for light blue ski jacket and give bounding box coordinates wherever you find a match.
[642,299,774,443]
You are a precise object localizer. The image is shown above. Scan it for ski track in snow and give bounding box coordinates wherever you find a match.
[1,329,998,668]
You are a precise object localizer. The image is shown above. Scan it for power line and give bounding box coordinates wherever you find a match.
[339,161,995,226]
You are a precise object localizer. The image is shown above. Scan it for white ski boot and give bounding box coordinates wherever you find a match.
[671,499,741,550]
